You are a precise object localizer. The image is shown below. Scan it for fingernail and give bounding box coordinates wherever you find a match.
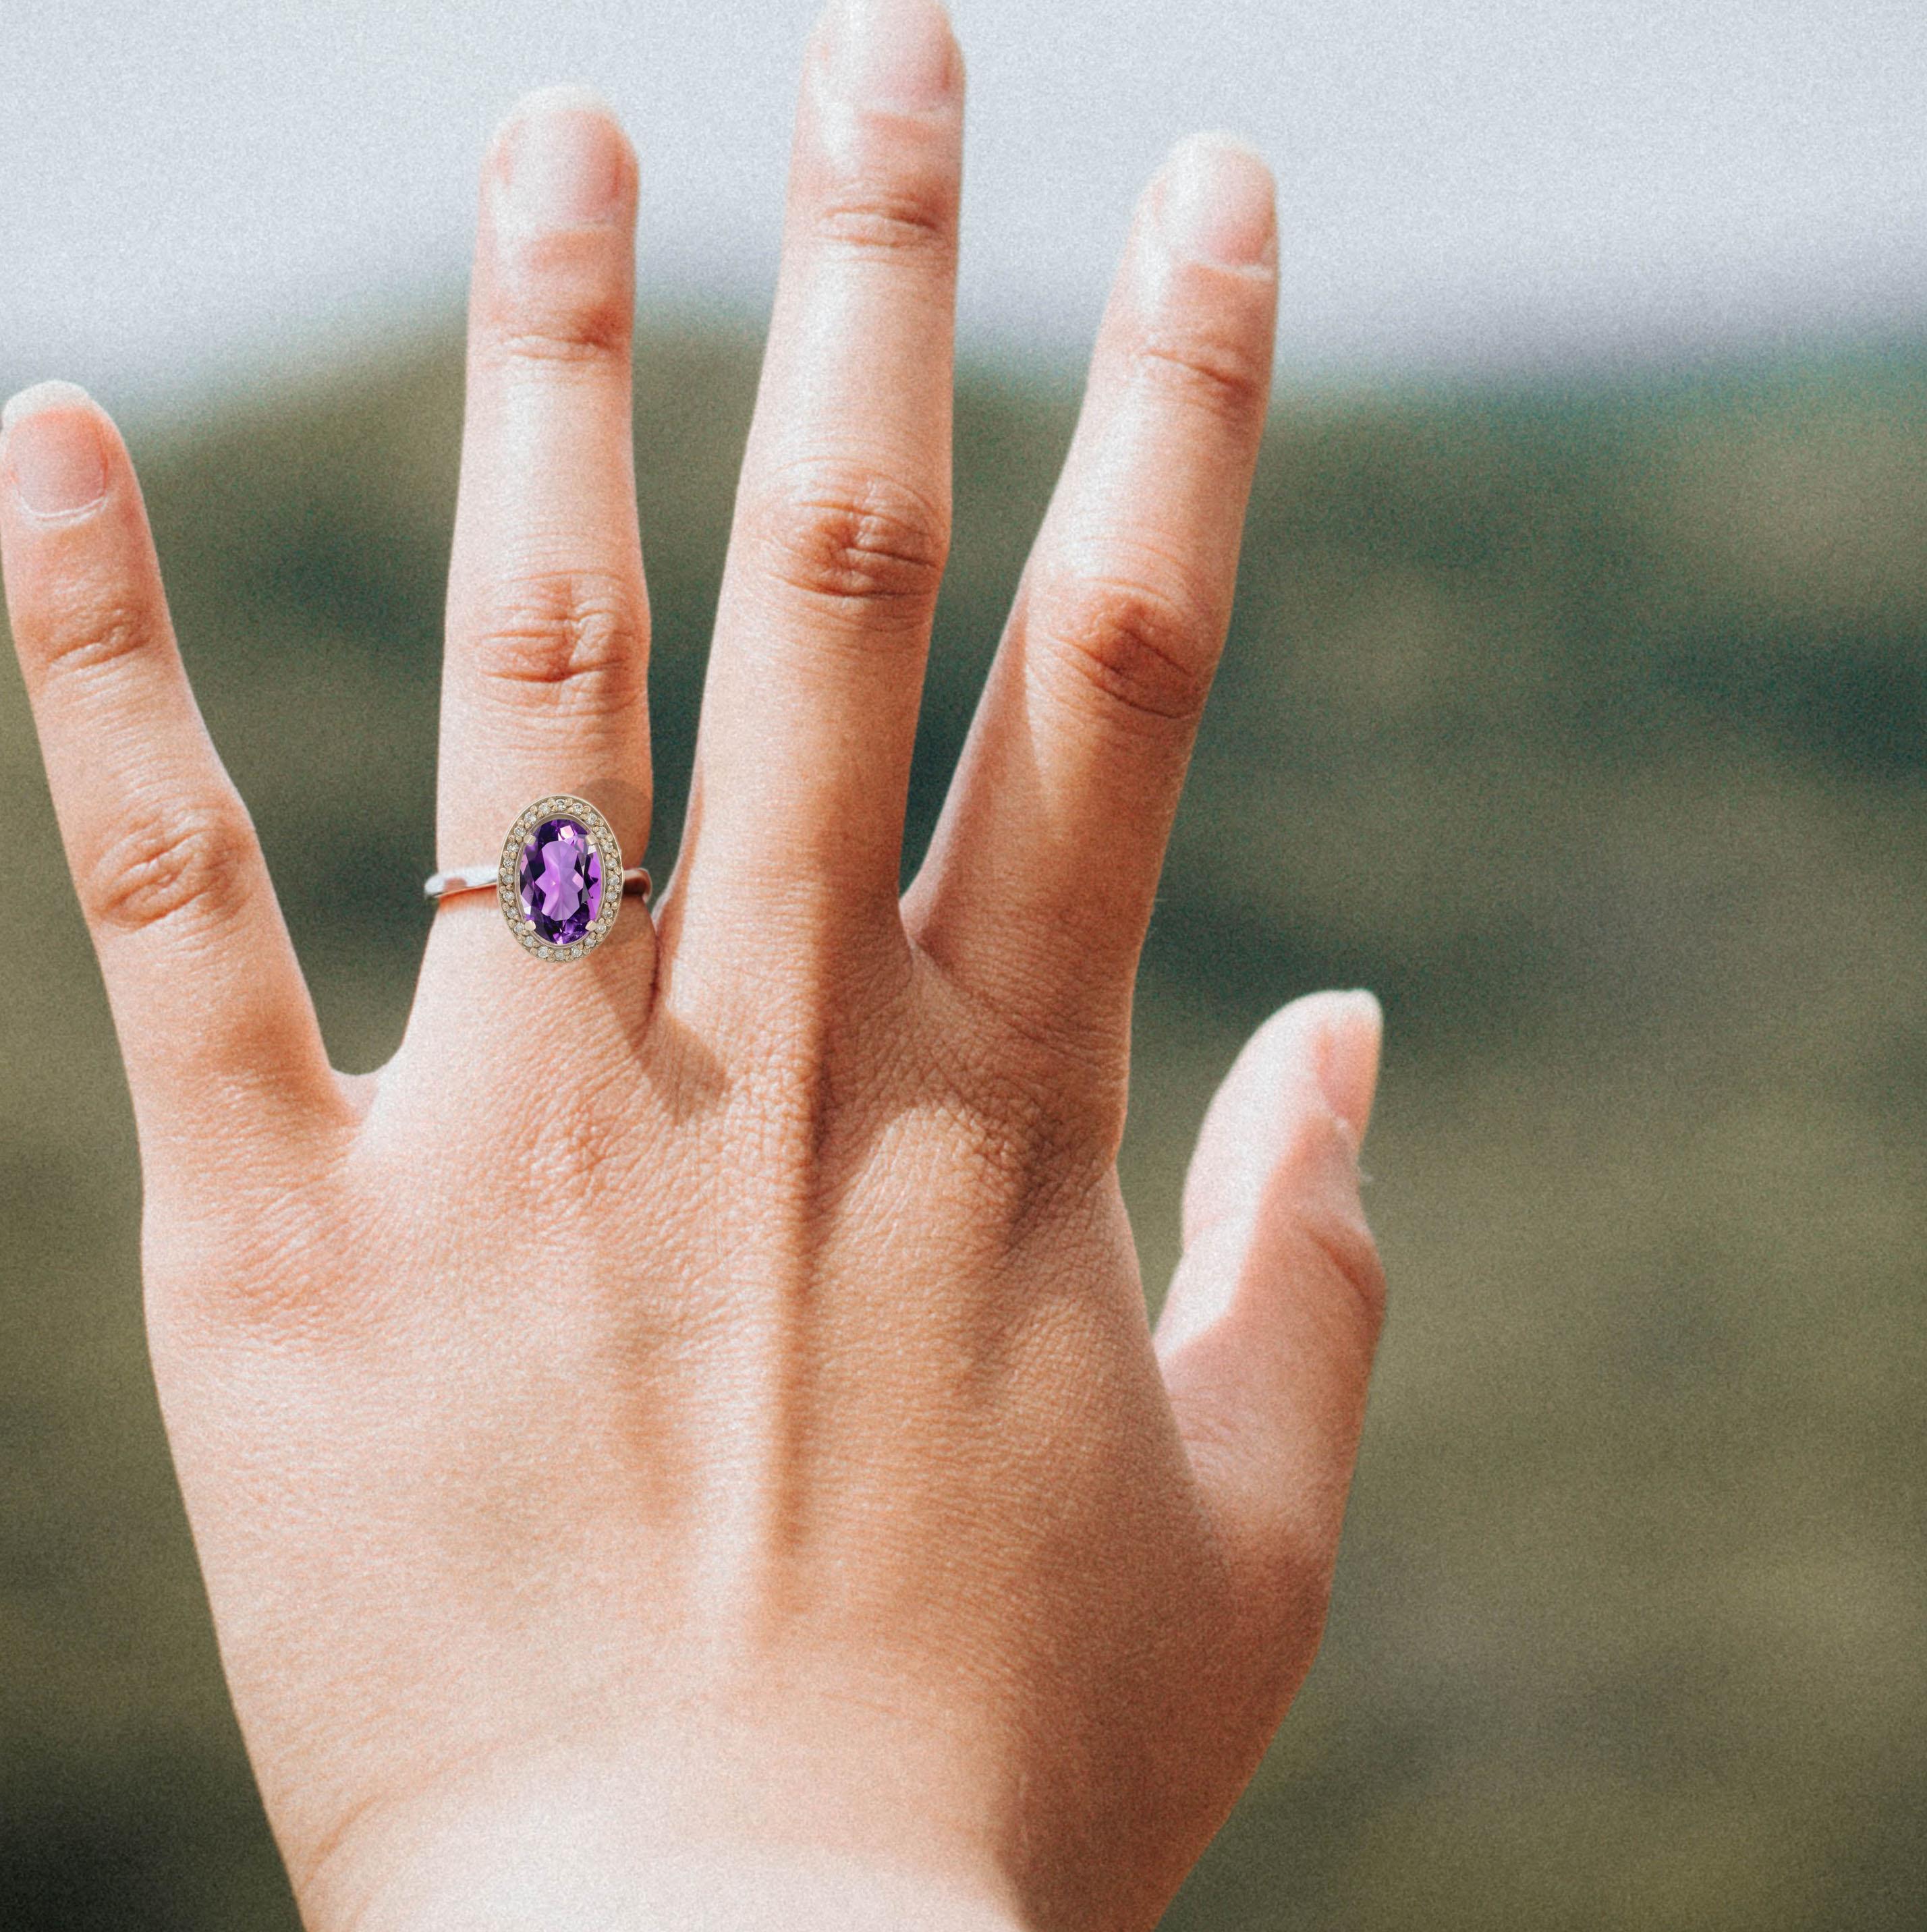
[1156,134,1277,268]
[2,382,109,517]
[496,86,630,229]
[1314,990,1383,1144]
[818,0,959,111]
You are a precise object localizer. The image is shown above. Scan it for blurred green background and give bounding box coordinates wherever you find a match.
[3,319,1924,1929]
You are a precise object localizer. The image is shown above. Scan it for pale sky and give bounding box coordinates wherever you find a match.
[1,0,1923,407]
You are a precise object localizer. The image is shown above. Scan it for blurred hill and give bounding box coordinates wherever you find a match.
[3,318,1925,1930]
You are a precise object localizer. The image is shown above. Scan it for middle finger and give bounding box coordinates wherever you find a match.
[676,0,963,973]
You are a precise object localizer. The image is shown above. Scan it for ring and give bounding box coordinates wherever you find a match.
[424,795,649,962]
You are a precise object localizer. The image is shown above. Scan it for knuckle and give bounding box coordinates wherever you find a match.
[1032,565,1218,724]
[81,793,254,939]
[808,153,957,263]
[467,565,645,716]
[480,246,632,368]
[748,462,949,616]
[1300,1206,1389,1338]
[1135,322,1271,424]
[32,590,160,685]
[487,304,630,368]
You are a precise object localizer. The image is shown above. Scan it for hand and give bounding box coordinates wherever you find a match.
[0,2,1384,1927]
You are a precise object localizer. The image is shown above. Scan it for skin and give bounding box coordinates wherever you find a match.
[0,1,1385,1927]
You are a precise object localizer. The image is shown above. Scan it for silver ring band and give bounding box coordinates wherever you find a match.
[428,795,640,963]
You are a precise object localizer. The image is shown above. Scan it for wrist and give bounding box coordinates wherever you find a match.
[335,1850,1026,1932]
[286,1730,1035,1932]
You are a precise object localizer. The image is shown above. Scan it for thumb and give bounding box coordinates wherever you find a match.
[1156,990,1386,1618]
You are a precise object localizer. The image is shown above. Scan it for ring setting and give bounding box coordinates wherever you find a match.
[424,794,648,962]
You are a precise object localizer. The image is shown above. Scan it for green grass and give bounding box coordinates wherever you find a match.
[3,316,1924,1929]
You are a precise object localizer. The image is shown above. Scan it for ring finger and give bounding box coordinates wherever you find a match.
[432,88,653,975]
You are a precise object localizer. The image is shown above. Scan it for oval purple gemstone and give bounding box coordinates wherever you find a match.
[517,816,603,945]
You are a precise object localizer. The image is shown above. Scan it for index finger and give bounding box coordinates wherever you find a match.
[0,384,341,1174]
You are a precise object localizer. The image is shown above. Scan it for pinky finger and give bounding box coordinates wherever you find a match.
[0,383,340,1175]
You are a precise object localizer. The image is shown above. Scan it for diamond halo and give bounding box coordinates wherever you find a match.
[497,795,625,963]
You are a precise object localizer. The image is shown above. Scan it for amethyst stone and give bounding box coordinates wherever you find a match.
[517,816,603,945]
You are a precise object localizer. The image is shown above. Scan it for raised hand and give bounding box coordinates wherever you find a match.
[0,3,1383,1927]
